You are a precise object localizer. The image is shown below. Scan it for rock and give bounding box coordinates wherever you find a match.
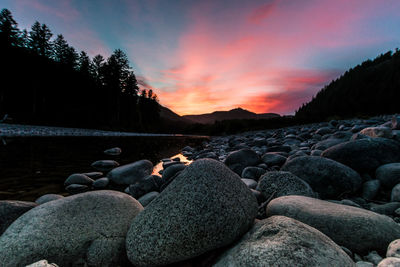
[64,173,94,186]
[377,257,400,267]
[322,138,400,174]
[92,177,109,189]
[65,184,89,194]
[241,178,257,189]
[0,200,37,235]
[376,163,400,189]
[369,202,400,216]
[128,175,159,199]
[266,195,400,254]
[315,127,334,135]
[281,156,362,199]
[35,194,64,205]
[138,191,159,207]
[364,251,383,265]
[241,166,266,180]
[91,160,120,172]
[362,180,381,200]
[0,190,143,266]
[392,184,400,202]
[214,216,354,267]
[126,159,258,266]
[393,116,400,130]
[107,160,153,185]
[104,147,121,156]
[360,127,393,138]
[162,164,186,181]
[82,172,103,179]
[387,239,400,258]
[256,171,314,200]
[163,160,182,169]
[25,260,58,267]
[356,261,374,267]
[313,138,346,151]
[261,152,287,167]
[224,148,260,175]
[266,145,291,153]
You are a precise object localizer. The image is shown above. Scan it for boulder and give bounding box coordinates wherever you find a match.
[0,190,143,266]
[392,184,400,202]
[92,177,109,189]
[138,191,159,207]
[64,173,94,186]
[241,178,257,189]
[162,164,186,181]
[128,175,160,199]
[126,159,258,266]
[214,216,354,267]
[387,239,400,258]
[224,148,260,175]
[0,200,37,235]
[25,260,58,267]
[35,194,64,205]
[91,160,119,172]
[266,196,400,254]
[281,156,362,199]
[392,116,400,130]
[65,184,89,194]
[377,257,400,267]
[256,171,315,200]
[322,138,400,173]
[362,180,380,200]
[241,166,266,180]
[360,127,393,139]
[261,152,287,167]
[376,163,400,189]
[107,160,153,185]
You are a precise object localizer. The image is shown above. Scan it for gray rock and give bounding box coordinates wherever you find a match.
[393,116,400,130]
[25,260,58,267]
[138,191,159,207]
[313,138,346,151]
[256,171,314,200]
[241,166,266,180]
[128,175,159,199]
[322,138,400,174]
[162,160,182,169]
[281,156,362,199]
[103,147,121,156]
[362,180,381,200]
[369,202,400,216]
[261,152,287,167]
[83,172,103,179]
[377,257,400,267]
[214,216,355,267]
[162,164,186,181]
[241,178,257,189]
[64,173,94,186]
[126,159,258,266]
[315,127,334,135]
[0,190,143,266]
[392,184,400,202]
[224,148,260,175]
[364,251,383,265]
[0,200,37,235]
[65,184,89,194]
[91,160,120,172]
[107,160,153,185]
[360,127,393,138]
[92,177,109,189]
[356,261,374,267]
[387,239,400,258]
[266,195,400,254]
[35,194,64,205]
[377,163,400,189]
[266,145,291,153]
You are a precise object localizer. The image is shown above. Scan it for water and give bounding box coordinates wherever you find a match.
[0,136,207,201]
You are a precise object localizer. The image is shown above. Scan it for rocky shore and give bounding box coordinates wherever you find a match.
[2,114,400,266]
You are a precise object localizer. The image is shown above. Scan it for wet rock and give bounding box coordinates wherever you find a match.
[64,173,94,186]
[267,195,400,254]
[92,177,109,189]
[107,160,153,185]
[126,159,258,266]
[91,160,120,172]
[281,156,362,199]
[162,164,186,181]
[82,172,103,179]
[0,191,143,266]
[214,216,354,267]
[0,200,37,235]
[138,191,159,207]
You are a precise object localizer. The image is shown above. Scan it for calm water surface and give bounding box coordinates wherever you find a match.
[0,136,207,201]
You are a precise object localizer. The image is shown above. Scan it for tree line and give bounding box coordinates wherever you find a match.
[0,8,160,131]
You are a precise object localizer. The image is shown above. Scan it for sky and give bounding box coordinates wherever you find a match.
[2,0,400,115]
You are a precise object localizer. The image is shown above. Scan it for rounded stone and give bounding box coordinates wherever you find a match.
[360,127,393,139]
[0,200,37,235]
[138,191,159,207]
[322,138,400,174]
[376,163,400,189]
[224,148,260,175]
[64,173,94,186]
[0,190,143,266]
[392,184,400,202]
[214,216,354,267]
[241,178,257,189]
[107,160,153,185]
[266,195,400,254]
[91,160,120,172]
[162,164,186,181]
[256,171,315,200]
[261,152,287,167]
[103,147,122,156]
[281,156,362,199]
[387,239,400,258]
[362,180,381,200]
[241,166,266,180]
[126,159,258,266]
[377,257,400,267]
[35,194,64,205]
[92,177,109,189]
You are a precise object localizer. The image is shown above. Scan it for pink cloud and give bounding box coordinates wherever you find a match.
[15,0,79,21]
[248,0,279,24]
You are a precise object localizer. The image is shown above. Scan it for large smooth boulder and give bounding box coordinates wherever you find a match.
[107,160,153,185]
[214,216,355,267]
[224,148,260,175]
[126,159,258,266]
[266,196,400,254]
[376,163,400,189]
[0,190,143,266]
[0,200,37,235]
[281,156,362,199]
[256,171,315,200]
[322,138,400,173]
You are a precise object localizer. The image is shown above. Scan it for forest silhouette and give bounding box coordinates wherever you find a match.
[1,8,399,135]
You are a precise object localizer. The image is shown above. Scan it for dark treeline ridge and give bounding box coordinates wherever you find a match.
[0,8,160,131]
[295,49,400,121]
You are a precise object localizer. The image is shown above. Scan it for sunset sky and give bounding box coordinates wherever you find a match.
[2,0,400,115]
